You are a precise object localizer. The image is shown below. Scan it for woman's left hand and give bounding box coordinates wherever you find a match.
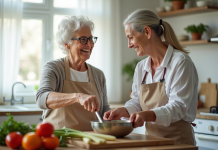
[129,111,156,128]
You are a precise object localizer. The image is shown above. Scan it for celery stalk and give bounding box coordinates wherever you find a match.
[82,137,91,144]
[54,128,106,144]
[87,133,116,141]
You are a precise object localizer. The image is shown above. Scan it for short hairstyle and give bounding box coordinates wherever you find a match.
[56,16,94,54]
[123,9,188,54]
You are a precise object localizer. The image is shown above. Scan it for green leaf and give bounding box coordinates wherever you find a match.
[184,23,209,34]
[0,114,36,145]
[122,59,141,82]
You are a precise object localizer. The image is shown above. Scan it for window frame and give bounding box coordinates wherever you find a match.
[16,0,78,101]
[16,6,53,97]
[23,0,49,11]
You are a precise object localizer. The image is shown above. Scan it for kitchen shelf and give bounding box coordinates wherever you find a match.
[158,6,218,18]
[180,40,218,45]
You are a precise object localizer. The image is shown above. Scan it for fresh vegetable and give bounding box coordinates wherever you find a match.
[53,127,116,146]
[54,127,105,144]
[87,132,116,141]
[82,137,91,144]
[1,114,116,148]
[5,132,23,149]
[0,114,35,146]
[42,134,60,149]
[36,122,54,137]
[22,132,42,150]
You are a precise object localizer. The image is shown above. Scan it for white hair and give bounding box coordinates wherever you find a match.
[56,16,94,54]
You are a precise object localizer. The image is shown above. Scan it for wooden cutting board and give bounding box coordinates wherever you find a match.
[199,78,218,108]
[66,133,174,149]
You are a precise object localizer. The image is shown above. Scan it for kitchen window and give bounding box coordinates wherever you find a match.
[11,0,121,104]
[15,0,78,102]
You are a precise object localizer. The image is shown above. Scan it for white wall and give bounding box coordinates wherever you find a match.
[159,0,218,90]
[120,0,160,103]
[120,0,218,102]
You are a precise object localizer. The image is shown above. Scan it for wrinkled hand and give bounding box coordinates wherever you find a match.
[103,107,130,120]
[77,93,99,112]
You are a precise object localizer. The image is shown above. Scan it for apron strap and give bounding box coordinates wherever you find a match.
[141,72,148,84]
[86,64,94,82]
[141,67,167,84]
[64,56,93,82]
[160,68,167,82]
[64,56,71,80]
[162,67,167,79]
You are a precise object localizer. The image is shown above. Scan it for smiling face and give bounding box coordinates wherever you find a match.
[67,26,94,62]
[125,24,150,57]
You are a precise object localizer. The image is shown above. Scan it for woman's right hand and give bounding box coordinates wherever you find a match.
[103,107,130,120]
[77,93,99,112]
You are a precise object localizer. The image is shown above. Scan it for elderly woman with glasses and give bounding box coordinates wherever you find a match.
[36,16,110,130]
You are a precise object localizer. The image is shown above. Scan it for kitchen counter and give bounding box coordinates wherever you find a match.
[0,104,43,116]
[196,108,218,121]
[0,103,125,116]
[2,103,217,121]
[0,143,197,150]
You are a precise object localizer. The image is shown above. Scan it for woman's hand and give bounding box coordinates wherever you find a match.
[103,107,130,120]
[130,111,156,128]
[77,93,99,112]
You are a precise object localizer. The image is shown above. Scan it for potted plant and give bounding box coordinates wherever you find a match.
[122,59,141,98]
[34,84,39,91]
[184,23,209,40]
[122,59,141,82]
[164,0,187,10]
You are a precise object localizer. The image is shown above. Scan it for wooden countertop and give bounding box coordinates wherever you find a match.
[0,143,197,150]
[1,103,218,121]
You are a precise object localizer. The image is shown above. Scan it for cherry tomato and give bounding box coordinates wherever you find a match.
[22,132,42,150]
[42,134,60,149]
[36,122,54,137]
[5,132,23,149]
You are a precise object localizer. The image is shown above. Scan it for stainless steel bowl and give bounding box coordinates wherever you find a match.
[90,120,134,138]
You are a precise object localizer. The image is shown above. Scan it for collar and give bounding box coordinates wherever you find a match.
[143,44,174,71]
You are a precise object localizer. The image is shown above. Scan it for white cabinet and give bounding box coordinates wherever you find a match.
[0,114,42,125]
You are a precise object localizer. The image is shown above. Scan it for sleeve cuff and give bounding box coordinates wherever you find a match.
[37,91,52,110]
[151,108,170,127]
[123,105,138,116]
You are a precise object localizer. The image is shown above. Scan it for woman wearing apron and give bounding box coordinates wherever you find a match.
[36,16,110,130]
[104,9,198,145]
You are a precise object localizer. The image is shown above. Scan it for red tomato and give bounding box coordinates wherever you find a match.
[22,132,42,150]
[36,122,54,137]
[5,132,23,149]
[42,134,60,149]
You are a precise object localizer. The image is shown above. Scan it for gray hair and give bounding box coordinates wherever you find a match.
[56,16,94,54]
[123,9,188,54]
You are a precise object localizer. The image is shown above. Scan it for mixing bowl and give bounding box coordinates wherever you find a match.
[91,120,134,138]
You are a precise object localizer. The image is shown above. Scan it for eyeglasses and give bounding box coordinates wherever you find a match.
[71,37,98,45]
